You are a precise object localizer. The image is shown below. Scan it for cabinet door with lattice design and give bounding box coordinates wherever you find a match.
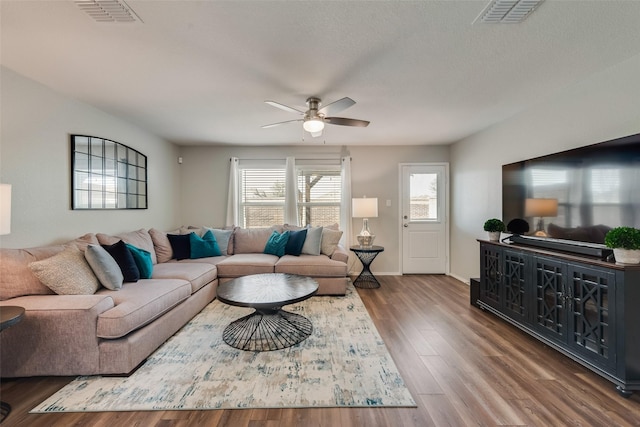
[501,249,528,323]
[479,243,502,311]
[532,256,568,343]
[567,264,616,370]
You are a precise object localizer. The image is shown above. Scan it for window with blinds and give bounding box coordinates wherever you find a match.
[237,163,342,228]
[297,168,341,227]
[239,167,286,228]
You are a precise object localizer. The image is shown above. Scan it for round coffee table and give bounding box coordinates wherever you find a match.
[216,273,319,351]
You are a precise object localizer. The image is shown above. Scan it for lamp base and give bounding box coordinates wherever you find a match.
[357,234,375,248]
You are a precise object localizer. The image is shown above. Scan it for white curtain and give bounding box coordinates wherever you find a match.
[226,157,239,227]
[340,156,352,247]
[284,156,299,226]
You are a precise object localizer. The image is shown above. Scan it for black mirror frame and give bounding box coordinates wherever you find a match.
[71,134,148,210]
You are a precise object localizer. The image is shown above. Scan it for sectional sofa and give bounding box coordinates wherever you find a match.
[0,225,348,378]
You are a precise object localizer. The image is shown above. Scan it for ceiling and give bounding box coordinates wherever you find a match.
[2,1,640,146]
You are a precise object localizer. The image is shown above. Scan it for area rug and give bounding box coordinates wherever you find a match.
[32,282,415,412]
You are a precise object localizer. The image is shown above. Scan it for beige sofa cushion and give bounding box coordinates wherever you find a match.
[148,228,174,264]
[233,226,283,254]
[152,262,217,293]
[275,254,348,277]
[0,234,99,300]
[0,246,62,300]
[96,279,191,339]
[97,229,157,265]
[216,253,278,277]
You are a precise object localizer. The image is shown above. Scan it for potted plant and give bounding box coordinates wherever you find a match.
[605,226,640,264]
[483,218,506,242]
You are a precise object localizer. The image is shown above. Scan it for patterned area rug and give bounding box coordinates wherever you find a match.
[32,283,415,412]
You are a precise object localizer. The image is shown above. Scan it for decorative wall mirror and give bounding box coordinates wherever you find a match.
[71,135,147,209]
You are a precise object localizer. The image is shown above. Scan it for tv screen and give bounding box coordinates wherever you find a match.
[502,133,640,245]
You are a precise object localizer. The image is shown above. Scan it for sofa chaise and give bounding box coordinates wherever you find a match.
[0,224,348,378]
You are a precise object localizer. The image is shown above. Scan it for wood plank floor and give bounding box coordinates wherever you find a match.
[2,275,640,426]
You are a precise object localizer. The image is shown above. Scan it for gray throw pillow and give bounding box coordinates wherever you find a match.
[85,244,124,290]
[301,226,323,255]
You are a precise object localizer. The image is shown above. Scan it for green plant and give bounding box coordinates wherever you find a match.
[604,227,640,250]
[483,218,506,233]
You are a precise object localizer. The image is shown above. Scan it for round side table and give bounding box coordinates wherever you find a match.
[350,245,384,288]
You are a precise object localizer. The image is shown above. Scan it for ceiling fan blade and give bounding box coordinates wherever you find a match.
[265,100,304,114]
[318,97,355,116]
[324,117,370,127]
[261,119,303,129]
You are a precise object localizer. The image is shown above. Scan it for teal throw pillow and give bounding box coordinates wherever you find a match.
[125,243,153,279]
[190,230,222,258]
[205,227,233,256]
[264,230,290,257]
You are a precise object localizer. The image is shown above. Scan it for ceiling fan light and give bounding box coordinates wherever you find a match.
[303,118,324,133]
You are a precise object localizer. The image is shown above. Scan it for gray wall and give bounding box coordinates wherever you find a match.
[0,67,182,248]
[450,53,640,283]
[178,144,450,274]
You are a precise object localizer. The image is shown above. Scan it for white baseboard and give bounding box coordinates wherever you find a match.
[348,270,401,276]
[448,272,469,285]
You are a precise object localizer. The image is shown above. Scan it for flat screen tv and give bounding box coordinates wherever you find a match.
[502,132,640,247]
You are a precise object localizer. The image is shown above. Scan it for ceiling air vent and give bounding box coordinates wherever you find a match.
[474,0,544,24]
[75,0,142,23]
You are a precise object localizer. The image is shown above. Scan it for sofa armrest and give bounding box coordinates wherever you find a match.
[0,294,115,377]
[331,244,349,264]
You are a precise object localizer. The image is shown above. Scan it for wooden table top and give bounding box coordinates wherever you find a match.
[1,306,25,331]
[216,273,318,310]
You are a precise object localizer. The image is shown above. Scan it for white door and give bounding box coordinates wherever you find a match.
[400,164,448,274]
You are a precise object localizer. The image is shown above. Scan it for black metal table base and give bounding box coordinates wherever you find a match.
[351,248,383,289]
[222,308,313,351]
[0,401,10,424]
[353,271,381,288]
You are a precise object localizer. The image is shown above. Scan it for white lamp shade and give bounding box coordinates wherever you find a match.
[303,118,325,133]
[525,198,558,217]
[352,197,378,218]
[0,184,11,235]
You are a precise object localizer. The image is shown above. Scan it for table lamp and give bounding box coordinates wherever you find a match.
[352,197,378,247]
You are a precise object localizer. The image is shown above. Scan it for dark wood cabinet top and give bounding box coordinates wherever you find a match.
[478,239,640,271]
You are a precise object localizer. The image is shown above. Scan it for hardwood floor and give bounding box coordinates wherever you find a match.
[2,275,639,426]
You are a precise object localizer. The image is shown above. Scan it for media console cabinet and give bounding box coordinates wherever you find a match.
[476,239,640,397]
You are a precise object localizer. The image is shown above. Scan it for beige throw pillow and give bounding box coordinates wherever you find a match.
[321,228,343,256]
[28,246,100,295]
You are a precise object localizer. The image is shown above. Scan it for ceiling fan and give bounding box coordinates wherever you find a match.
[262,97,370,138]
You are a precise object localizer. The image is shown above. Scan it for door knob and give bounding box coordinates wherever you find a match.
[403,224,408,227]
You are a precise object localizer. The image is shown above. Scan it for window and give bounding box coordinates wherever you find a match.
[409,172,438,221]
[296,167,342,227]
[236,161,342,229]
[239,166,286,228]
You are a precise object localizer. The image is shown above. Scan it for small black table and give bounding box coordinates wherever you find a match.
[216,273,318,351]
[350,245,384,289]
[1,306,25,424]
